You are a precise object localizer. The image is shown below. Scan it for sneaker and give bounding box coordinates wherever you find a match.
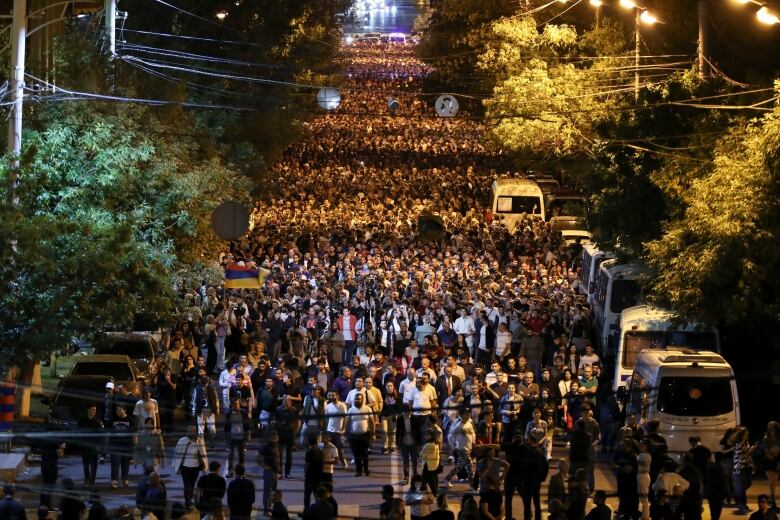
[284,474,293,479]
[350,458,355,464]
[341,459,349,468]
[447,479,453,488]
[99,457,106,464]
[111,480,118,489]
[123,480,130,487]
[447,456,455,464]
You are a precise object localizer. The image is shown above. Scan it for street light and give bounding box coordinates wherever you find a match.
[757,6,780,24]
[639,10,658,24]
[589,0,602,5]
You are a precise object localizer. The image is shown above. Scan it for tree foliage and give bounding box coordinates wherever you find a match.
[416,0,516,95]
[479,16,630,161]
[0,33,252,371]
[646,83,780,325]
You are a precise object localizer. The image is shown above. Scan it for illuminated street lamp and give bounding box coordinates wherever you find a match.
[610,0,660,100]
[589,0,603,6]
[757,6,780,24]
[216,11,228,21]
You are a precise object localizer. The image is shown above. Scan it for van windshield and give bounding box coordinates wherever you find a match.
[623,330,719,368]
[496,195,541,215]
[657,376,734,417]
[547,198,585,218]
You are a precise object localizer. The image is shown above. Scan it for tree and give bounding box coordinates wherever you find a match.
[416,0,517,96]
[646,82,780,326]
[479,16,631,161]
[0,35,250,371]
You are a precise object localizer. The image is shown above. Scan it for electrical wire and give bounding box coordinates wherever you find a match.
[119,27,267,48]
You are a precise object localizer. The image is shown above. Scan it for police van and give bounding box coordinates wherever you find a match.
[624,350,739,456]
[613,305,720,391]
[491,178,545,231]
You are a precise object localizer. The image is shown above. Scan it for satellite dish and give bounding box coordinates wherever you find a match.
[317,88,341,110]
[435,94,459,117]
[418,214,446,242]
[211,201,250,240]
[388,98,400,115]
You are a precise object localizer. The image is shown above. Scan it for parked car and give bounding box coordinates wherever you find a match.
[43,354,142,430]
[93,333,158,380]
[68,354,143,390]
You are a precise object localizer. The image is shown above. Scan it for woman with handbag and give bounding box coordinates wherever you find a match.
[172,426,208,510]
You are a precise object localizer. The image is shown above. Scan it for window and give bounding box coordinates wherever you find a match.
[547,198,585,218]
[595,270,608,312]
[656,377,734,416]
[622,331,665,368]
[96,340,152,360]
[609,279,641,314]
[496,195,541,215]
[582,252,593,288]
[71,362,134,381]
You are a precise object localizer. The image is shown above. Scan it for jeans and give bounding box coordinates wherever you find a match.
[304,478,321,509]
[349,432,370,475]
[180,465,201,509]
[401,445,419,478]
[279,434,294,475]
[215,334,227,370]
[328,431,346,462]
[228,439,245,472]
[344,340,356,364]
[733,469,752,512]
[81,453,98,484]
[422,463,439,494]
[263,468,278,512]
[505,475,524,520]
[110,454,130,482]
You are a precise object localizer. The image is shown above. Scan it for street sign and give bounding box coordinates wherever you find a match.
[317,87,341,110]
[211,201,250,240]
[435,94,459,117]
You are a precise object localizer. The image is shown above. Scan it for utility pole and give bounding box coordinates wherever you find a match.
[635,8,640,101]
[105,0,116,56]
[698,0,709,79]
[7,0,27,204]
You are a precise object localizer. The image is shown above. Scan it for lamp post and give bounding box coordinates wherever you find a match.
[616,0,659,101]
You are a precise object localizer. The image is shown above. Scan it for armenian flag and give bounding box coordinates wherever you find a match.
[224,264,269,289]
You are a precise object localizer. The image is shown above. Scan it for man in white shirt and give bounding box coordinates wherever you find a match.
[346,394,375,477]
[485,361,508,389]
[346,377,375,408]
[398,368,417,405]
[454,308,476,349]
[578,344,600,372]
[410,373,438,441]
[133,388,160,431]
[415,357,437,381]
[325,390,348,467]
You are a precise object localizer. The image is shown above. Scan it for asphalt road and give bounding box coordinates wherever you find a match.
[10,431,772,519]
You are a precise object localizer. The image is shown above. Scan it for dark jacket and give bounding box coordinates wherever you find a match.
[434,374,462,406]
[227,476,256,519]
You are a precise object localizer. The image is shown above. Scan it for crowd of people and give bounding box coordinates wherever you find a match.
[7,35,779,520]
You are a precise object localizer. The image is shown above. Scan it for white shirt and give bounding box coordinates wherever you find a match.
[485,370,507,388]
[496,331,512,358]
[321,442,339,474]
[346,387,374,407]
[326,401,348,433]
[411,384,438,416]
[133,398,159,427]
[342,315,354,341]
[399,377,417,404]
[453,316,476,347]
[348,404,371,434]
[579,353,600,371]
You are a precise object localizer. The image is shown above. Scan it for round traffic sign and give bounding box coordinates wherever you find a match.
[435,94,459,117]
[317,88,341,110]
[211,201,250,240]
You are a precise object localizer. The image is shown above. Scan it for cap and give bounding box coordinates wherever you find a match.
[105,381,115,390]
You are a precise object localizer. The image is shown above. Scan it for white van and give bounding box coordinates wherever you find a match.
[613,305,720,391]
[580,244,614,303]
[625,350,739,456]
[491,178,545,231]
[592,259,649,355]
